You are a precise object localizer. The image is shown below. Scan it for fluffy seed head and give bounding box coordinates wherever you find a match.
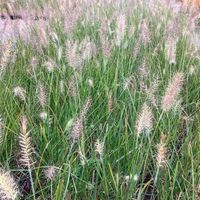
[49,31,59,43]
[136,103,153,136]
[78,148,87,166]
[86,78,94,87]
[68,75,77,97]
[57,47,63,61]
[94,139,104,156]
[80,37,96,61]
[124,175,132,185]
[189,65,196,76]
[39,112,48,121]
[30,57,38,69]
[124,174,139,186]
[139,59,149,79]
[162,72,184,112]
[37,82,47,108]
[37,23,48,46]
[133,174,139,181]
[0,168,19,200]
[145,88,157,108]
[140,20,150,45]
[60,80,65,94]
[44,59,57,72]
[108,91,113,112]
[115,14,126,46]
[70,97,92,142]
[132,40,141,58]
[0,41,13,76]
[165,18,181,40]
[27,57,38,75]
[44,166,58,181]
[145,77,160,107]
[13,86,26,102]
[64,7,83,36]
[197,184,200,199]
[99,29,112,59]
[70,117,84,142]
[19,116,34,168]
[66,40,83,70]
[80,96,92,119]
[156,133,167,168]
[124,76,134,90]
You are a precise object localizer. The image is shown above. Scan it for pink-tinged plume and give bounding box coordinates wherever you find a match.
[162,72,184,112]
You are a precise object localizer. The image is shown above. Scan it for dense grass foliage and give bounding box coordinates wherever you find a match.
[0,0,199,199]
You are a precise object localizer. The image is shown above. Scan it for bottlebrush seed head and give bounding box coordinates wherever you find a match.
[0,40,13,74]
[140,20,150,45]
[60,80,65,94]
[94,139,104,156]
[80,96,92,119]
[124,75,134,90]
[68,75,77,97]
[39,112,48,121]
[70,97,92,142]
[13,86,26,102]
[136,103,153,136]
[80,37,96,61]
[66,40,83,70]
[44,166,58,181]
[145,76,160,107]
[108,91,113,112]
[115,14,126,46]
[132,40,141,58]
[70,117,84,142]
[0,168,19,200]
[19,116,34,168]
[44,59,57,72]
[162,72,184,112]
[99,29,112,59]
[37,82,47,108]
[86,78,94,87]
[78,148,87,166]
[27,57,38,75]
[139,58,149,79]
[156,133,167,168]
